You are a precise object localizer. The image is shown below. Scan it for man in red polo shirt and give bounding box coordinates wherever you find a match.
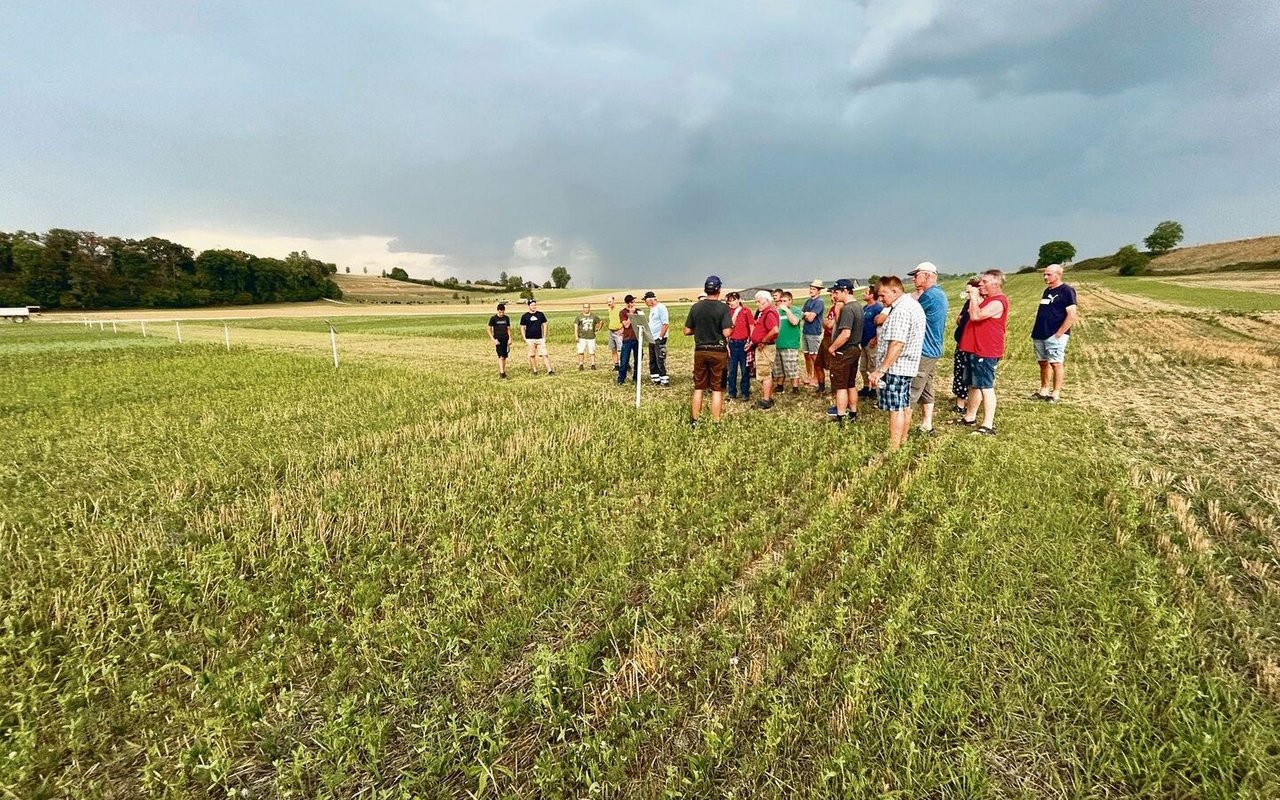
[749,290,781,409]
[955,269,1009,436]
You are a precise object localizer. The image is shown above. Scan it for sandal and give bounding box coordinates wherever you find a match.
[971,426,997,436]
[949,417,977,426]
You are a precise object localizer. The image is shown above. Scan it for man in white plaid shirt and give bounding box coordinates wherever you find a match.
[868,275,926,451]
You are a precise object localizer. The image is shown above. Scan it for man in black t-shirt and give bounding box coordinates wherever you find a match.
[683,275,734,428]
[519,300,554,375]
[487,303,512,379]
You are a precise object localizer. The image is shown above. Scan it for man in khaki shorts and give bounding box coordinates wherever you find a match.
[520,299,554,375]
[749,290,780,410]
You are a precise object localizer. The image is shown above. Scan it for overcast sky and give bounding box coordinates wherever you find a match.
[2,1,1277,286]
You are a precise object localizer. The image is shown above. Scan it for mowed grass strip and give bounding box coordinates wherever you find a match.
[3,298,1280,798]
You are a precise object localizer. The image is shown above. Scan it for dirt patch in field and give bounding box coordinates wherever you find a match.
[1074,283,1184,314]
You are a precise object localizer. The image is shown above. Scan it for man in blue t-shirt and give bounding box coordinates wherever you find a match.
[1030,264,1079,403]
[908,262,950,433]
[858,285,883,398]
[801,279,825,389]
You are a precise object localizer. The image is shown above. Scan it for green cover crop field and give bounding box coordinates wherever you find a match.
[4,274,1280,798]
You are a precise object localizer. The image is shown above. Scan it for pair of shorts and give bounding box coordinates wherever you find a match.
[495,340,509,358]
[802,334,822,354]
[608,330,623,352]
[753,344,776,376]
[877,373,912,411]
[576,339,597,355]
[526,338,547,357]
[828,350,859,391]
[909,356,939,406]
[692,349,728,390]
[965,356,1000,390]
[859,347,876,374]
[772,348,801,380]
[1033,335,1069,364]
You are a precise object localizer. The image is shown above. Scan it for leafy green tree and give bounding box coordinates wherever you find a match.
[1114,244,1149,276]
[1144,220,1184,255]
[551,266,571,288]
[541,280,553,289]
[1036,241,1076,268]
[389,267,409,281]
[519,286,535,301]
[506,274,524,291]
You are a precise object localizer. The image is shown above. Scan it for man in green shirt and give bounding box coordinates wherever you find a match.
[574,303,604,370]
[772,290,804,394]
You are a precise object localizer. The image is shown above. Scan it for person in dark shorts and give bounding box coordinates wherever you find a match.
[824,279,862,424]
[684,275,733,428]
[487,303,512,379]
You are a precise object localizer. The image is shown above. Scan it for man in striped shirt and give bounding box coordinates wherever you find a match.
[868,276,927,451]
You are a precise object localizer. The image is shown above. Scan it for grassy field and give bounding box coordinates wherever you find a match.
[4,274,1280,798]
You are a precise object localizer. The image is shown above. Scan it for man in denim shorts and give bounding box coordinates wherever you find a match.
[867,276,926,451]
[1029,264,1078,403]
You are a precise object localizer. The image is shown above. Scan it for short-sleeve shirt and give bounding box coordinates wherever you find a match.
[574,314,601,340]
[607,305,623,331]
[488,315,511,341]
[619,308,636,341]
[750,306,780,345]
[520,310,547,339]
[1031,283,1078,339]
[776,305,803,349]
[877,294,927,377]
[801,296,825,336]
[834,301,863,356]
[647,303,669,340]
[917,285,949,359]
[684,299,733,347]
[861,302,883,347]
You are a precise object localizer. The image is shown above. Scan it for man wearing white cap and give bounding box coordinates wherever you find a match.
[908,261,949,434]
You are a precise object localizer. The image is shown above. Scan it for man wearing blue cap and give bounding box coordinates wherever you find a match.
[683,276,733,428]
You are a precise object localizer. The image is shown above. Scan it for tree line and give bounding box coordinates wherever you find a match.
[0,229,342,310]
[1033,220,1184,276]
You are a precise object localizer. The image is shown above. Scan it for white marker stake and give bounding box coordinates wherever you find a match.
[223,322,230,351]
[328,322,339,368]
[111,321,117,334]
[175,320,182,344]
[99,320,104,331]
[140,320,147,337]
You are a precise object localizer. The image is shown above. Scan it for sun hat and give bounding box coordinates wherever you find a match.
[907,261,938,276]
[808,278,824,288]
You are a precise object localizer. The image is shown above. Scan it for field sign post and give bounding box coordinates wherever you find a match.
[175,320,182,344]
[327,321,339,368]
[99,320,104,331]
[223,322,230,351]
[140,320,146,337]
[111,321,117,334]
[633,309,652,409]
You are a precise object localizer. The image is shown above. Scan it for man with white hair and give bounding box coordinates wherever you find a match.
[955,270,1009,436]
[1030,264,1078,403]
[907,261,949,434]
[748,290,780,409]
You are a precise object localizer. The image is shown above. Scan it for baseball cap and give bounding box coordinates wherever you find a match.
[828,278,855,292]
[642,291,656,300]
[907,261,938,276]
[808,278,824,289]
[623,293,636,303]
[703,275,722,293]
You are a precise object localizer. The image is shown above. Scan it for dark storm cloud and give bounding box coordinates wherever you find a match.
[1,1,1277,285]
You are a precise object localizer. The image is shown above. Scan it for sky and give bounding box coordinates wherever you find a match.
[2,1,1278,286]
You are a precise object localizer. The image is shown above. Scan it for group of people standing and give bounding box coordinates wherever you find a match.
[485,263,1079,449]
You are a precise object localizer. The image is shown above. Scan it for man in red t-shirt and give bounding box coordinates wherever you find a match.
[955,269,1009,436]
[749,290,781,409]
